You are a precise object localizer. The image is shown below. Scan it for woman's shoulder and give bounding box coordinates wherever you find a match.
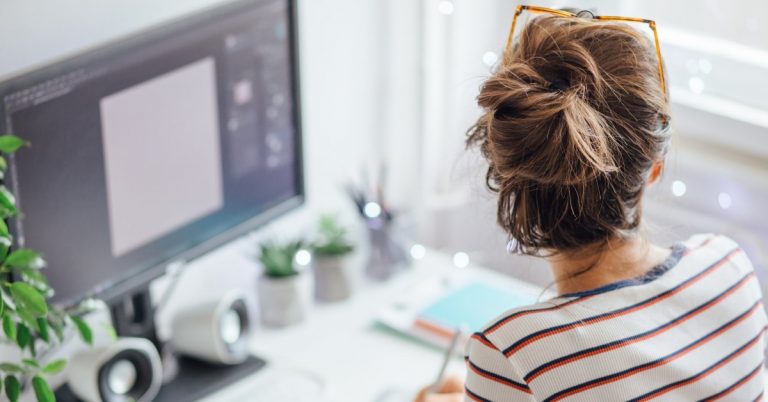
[468,296,583,355]
[682,233,737,251]
[682,233,754,273]
[469,233,753,355]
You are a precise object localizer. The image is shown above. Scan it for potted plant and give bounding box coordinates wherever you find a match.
[256,239,311,327]
[0,135,94,402]
[310,215,357,302]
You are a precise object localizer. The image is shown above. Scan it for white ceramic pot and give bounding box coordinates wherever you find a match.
[313,254,358,302]
[257,271,312,327]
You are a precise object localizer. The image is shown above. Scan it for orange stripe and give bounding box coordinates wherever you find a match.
[486,295,597,335]
[506,249,741,357]
[527,273,756,381]
[466,359,531,393]
[465,387,486,402]
[470,333,498,350]
[549,303,762,401]
[636,330,766,401]
[705,364,763,402]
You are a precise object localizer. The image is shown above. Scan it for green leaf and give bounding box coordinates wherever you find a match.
[0,218,8,237]
[0,363,24,373]
[0,155,6,171]
[22,359,39,368]
[0,136,26,154]
[0,187,17,217]
[17,307,40,332]
[0,237,11,261]
[41,359,66,375]
[4,375,20,402]
[37,318,49,342]
[16,323,30,349]
[29,335,37,357]
[20,268,50,293]
[70,316,92,345]
[2,315,16,341]
[31,376,55,402]
[9,282,47,317]
[0,292,3,318]
[6,249,45,269]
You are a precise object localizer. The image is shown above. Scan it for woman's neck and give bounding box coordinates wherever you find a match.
[547,237,672,296]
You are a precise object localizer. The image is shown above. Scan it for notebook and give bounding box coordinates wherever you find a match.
[413,282,534,338]
[376,274,542,348]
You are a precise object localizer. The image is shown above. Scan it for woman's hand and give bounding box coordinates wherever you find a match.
[412,374,464,402]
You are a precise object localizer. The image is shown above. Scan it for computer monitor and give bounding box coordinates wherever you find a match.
[0,0,303,306]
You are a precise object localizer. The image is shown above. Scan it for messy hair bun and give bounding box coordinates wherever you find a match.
[468,15,670,255]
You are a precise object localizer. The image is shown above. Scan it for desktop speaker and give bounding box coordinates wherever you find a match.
[170,290,251,365]
[68,337,162,402]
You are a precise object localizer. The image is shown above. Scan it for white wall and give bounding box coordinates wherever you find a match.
[0,0,423,344]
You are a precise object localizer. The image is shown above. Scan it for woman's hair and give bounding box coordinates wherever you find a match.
[467,15,670,256]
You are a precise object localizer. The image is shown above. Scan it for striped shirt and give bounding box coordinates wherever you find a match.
[464,234,767,402]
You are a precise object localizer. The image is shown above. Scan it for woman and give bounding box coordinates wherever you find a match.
[416,8,766,402]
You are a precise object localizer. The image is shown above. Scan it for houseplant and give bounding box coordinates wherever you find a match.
[310,215,357,302]
[256,239,311,327]
[0,135,93,402]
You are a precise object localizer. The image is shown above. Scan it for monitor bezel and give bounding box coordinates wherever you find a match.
[0,0,305,306]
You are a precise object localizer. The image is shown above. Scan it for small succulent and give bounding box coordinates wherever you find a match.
[258,239,304,278]
[311,215,354,257]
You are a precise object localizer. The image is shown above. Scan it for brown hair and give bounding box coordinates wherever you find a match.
[467,15,670,255]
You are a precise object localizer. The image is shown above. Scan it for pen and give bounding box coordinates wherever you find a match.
[430,327,464,394]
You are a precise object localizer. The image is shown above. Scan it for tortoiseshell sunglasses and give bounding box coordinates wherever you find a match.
[507,5,668,127]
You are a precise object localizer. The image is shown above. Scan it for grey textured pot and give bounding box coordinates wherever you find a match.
[313,254,357,302]
[257,271,311,327]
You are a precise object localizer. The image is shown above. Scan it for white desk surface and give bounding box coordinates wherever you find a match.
[199,250,544,402]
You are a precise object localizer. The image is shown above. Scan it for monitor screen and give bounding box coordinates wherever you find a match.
[0,0,303,305]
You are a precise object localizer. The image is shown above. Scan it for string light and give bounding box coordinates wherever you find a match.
[453,252,469,268]
[295,249,312,266]
[671,180,687,197]
[363,202,382,218]
[482,51,498,67]
[688,77,704,94]
[718,192,732,210]
[410,244,426,260]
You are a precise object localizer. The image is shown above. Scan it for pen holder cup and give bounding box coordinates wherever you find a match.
[364,218,410,281]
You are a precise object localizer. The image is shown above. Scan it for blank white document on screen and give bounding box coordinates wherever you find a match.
[100,57,224,257]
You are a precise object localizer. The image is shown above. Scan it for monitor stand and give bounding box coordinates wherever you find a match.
[55,287,268,401]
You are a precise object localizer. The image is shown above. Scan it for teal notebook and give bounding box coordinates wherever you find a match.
[418,282,534,333]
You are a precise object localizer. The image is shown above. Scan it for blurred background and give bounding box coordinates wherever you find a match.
[2,0,766,289]
[1,0,767,400]
[0,0,768,284]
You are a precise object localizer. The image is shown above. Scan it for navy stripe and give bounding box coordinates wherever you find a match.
[503,248,740,356]
[484,297,588,334]
[466,357,530,391]
[465,386,493,402]
[524,274,757,382]
[628,328,765,402]
[698,361,763,401]
[541,303,762,402]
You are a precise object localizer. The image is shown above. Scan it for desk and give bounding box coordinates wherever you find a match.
[199,249,544,402]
